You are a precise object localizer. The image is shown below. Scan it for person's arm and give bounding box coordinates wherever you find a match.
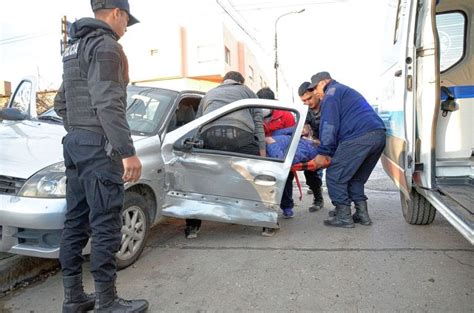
[317,93,340,157]
[53,83,69,131]
[252,107,266,156]
[88,42,141,182]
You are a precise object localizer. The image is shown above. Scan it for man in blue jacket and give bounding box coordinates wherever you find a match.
[308,72,386,228]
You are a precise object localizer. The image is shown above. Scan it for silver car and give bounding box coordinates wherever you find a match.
[0,77,307,268]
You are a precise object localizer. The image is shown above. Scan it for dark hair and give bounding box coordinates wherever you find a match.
[298,82,312,97]
[256,87,275,100]
[223,71,245,84]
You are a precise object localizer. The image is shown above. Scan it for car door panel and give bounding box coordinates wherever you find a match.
[160,99,307,228]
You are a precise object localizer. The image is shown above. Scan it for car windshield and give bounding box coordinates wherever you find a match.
[38,86,177,135]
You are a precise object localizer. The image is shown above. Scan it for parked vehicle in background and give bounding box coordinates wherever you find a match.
[0,77,308,267]
[378,0,473,244]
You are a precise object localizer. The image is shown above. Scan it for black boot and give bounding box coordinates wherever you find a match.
[95,280,149,312]
[308,187,324,212]
[62,273,95,313]
[352,200,372,225]
[328,208,336,217]
[324,204,355,228]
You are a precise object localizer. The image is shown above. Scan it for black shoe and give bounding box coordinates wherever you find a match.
[62,274,95,313]
[309,198,324,212]
[184,226,200,239]
[328,209,336,217]
[324,205,354,228]
[95,281,149,313]
[352,200,372,225]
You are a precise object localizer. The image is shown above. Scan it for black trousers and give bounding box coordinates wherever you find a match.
[59,129,124,283]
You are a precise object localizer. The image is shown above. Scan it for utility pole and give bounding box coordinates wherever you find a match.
[274,9,305,97]
[60,16,68,55]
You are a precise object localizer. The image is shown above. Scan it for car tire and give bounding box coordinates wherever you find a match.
[116,192,151,270]
[400,188,436,225]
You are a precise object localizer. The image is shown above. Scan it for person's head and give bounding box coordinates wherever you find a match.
[298,81,320,111]
[307,71,332,100]
[256,87,275,100]
[223,71,245,84]
[91,0,139,38]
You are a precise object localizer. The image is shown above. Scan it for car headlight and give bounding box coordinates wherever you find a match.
[18,162,66,198]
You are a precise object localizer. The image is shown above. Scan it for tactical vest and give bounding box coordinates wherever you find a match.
[61,29,124,134]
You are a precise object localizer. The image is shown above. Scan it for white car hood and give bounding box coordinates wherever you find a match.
[0,120,149,179]
[0,120,66,179]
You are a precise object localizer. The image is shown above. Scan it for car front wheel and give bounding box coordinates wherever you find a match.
[116,192,150,270]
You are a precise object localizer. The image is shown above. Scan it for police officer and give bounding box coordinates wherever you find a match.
[297,82,325,212]
[308,72,386,228]
[54,1,148,312]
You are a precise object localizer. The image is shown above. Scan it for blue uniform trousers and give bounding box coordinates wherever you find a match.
[59,129,124,283]
[326,129,386,206]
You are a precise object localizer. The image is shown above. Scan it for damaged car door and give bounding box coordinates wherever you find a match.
[160,99,307,228]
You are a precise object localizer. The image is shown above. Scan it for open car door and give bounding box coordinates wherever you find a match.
[160,99,307,228]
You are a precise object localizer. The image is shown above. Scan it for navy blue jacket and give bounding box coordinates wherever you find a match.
[318,80,385,156]
[266,134,319,165]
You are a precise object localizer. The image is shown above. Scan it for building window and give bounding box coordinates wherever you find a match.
[248,66,254,81]
[225,46,231,65]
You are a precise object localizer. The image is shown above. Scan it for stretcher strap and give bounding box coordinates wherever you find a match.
[292,169,303,201]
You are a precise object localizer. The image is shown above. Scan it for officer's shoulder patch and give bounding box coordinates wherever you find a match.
[326,87,336,96]
[97,49,120,83]
[62,39,81,61]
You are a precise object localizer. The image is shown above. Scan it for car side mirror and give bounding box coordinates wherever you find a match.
[440,86,458,117]
[0,107,28,121]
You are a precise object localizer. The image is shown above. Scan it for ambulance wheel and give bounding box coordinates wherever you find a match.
[400,188,436,225]
[116,192,151,269]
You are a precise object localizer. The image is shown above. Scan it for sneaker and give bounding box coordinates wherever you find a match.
[261,227,277,237]
[282,208,294,219]
[184,226,200,239]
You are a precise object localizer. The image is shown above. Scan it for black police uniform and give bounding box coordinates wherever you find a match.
[54,17,135,283]
[304,108,324,208]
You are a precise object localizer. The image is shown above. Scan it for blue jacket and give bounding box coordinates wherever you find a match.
[267,135,319,165]
[318,80,385,156]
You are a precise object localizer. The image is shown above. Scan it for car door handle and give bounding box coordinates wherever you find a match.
[394,70,402,77]
[254,175,277,186]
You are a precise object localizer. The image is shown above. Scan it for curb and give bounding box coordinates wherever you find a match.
[0,254,59,295]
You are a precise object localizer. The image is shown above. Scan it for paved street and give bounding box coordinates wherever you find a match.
[1,163,473,312]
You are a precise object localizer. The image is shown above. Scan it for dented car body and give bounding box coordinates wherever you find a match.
[0,77,307,267]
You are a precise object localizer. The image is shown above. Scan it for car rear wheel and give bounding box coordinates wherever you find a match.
[116,192,150,270]
[400,188,436,225]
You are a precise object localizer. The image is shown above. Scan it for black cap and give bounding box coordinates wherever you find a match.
[298,82,311,96]
[308,71,332,90]
[91,0,139,26]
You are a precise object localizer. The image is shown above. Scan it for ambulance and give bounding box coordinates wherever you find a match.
[379,0,473,244]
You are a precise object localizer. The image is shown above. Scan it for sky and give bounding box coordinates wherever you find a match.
[0,0,389,103]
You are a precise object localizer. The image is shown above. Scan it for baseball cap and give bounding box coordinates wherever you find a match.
[307,71,332,90]
[91,0,140,26]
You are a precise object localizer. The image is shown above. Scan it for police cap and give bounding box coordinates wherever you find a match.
[91,0,140,26]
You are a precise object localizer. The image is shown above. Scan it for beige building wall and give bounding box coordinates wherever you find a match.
[127,21,269,94]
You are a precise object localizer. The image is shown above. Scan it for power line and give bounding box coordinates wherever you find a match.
[0,32,53,46]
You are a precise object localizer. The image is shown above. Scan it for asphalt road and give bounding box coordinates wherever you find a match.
[1,163,473,312]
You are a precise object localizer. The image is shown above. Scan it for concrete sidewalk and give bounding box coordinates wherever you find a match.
[0,252,59,296]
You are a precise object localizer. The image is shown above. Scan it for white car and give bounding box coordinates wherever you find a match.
[0,77,307,267]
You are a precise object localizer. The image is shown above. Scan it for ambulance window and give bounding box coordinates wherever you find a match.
[393,0,402,44]
[436,12,466,72]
